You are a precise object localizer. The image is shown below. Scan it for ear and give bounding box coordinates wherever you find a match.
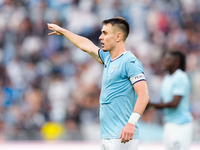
[116,32,123,42]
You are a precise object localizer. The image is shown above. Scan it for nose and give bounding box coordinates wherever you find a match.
[99,34,103,40]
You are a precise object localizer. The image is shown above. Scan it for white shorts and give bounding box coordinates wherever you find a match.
[100,139,139,150]
[163,122,193,150]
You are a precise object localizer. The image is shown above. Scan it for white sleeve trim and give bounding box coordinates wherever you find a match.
[130,73,146,85]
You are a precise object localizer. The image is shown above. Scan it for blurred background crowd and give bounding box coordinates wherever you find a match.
[0,0,200,142]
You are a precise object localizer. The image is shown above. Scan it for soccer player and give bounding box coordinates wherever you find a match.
[148,51,193,150]
[48,17,149,150]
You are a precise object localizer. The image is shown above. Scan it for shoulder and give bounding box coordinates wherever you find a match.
[124,51,136,59]
[123,51,138,63]
[124,52,143,70]
[173,69,190,85]
[174,69,188,80]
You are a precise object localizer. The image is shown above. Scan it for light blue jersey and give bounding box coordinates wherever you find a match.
[161,69,193,124]
[98,49,145,139]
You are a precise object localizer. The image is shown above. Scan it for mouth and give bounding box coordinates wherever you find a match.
[101,42,104,48]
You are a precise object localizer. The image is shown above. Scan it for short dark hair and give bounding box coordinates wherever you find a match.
[102,17,130,41]
[169,51,186,71]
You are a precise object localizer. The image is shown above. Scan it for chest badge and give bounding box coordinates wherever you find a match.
[111,66,118,73]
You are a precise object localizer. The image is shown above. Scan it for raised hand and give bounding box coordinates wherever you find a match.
[47,23,63,36]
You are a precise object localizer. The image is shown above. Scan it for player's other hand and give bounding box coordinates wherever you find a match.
[47,23,63,36]
[119,123,135,144]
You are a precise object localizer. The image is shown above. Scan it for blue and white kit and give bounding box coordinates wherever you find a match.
[98,49,146,139]
[161,69,193,124]
[161,69,193,150]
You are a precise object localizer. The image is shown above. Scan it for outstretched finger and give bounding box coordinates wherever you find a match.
[47,23,52,27]
[47,24,54,30]
[48,26,54,31]
[48,31,57,36]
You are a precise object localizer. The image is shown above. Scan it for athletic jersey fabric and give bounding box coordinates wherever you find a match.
[161,69,193,124]
[98,49,145,139]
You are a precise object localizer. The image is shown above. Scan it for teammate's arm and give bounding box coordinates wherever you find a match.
[119,80,149,143]
[148,95,181,109]
[47,23,103,64]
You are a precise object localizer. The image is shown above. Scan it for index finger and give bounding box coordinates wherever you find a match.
[48,31,56,36]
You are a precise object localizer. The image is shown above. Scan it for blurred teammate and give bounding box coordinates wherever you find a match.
[48,17,149,150]
[148,51,193,150]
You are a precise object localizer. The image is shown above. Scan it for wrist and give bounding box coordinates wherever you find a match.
[128,112,141,125]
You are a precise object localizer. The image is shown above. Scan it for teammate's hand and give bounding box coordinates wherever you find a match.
[119,123,135,143]
[47,23,63,36]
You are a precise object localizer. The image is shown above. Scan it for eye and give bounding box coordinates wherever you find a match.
[102,31,107,35]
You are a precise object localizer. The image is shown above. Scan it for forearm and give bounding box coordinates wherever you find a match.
[48,23,103,64]
[148,102,164,109]
[148,95,181,109]
[134,92,149,115]
[148,101,178,109]
[58,27,103,63]
[59,28,95,52]
[128,91,149,125]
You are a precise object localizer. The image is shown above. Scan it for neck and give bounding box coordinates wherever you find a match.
[110,44,126,61]
[169,68,178,75]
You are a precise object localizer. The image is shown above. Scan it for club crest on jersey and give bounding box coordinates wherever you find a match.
[111,66,118,73]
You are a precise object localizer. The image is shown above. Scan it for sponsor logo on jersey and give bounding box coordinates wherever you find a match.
[130,60,136,63]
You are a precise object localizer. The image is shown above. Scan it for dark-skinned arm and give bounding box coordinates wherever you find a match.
[148,95,182,109]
